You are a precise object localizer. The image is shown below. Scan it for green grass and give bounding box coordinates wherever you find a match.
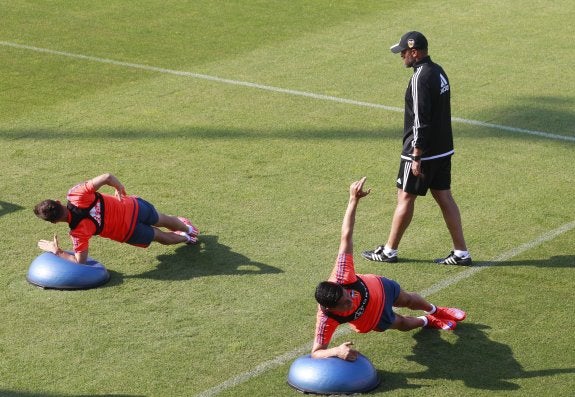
[1,1,574,396]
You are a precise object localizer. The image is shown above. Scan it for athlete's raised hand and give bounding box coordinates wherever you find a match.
[349,177,371,201]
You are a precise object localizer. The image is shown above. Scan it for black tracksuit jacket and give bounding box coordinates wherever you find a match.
[401,56,454,161]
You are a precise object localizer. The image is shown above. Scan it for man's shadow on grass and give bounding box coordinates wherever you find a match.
[0,200,24,218]
[481,255,575,268]
[375,323,575,393]
[399,255,575,268]
[127,234,282,280]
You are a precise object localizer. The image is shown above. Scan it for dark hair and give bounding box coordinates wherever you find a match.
[315,281,343,308]
[34,199,64,223]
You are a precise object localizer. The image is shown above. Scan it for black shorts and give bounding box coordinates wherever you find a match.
[396,155,452,196]
[125,198,159,247]
[375,277,401,332]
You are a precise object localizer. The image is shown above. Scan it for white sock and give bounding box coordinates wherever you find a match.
[177,233,192,243]
[187,225,195,235]
[454,250,470,258]
[384,245,398,257]
[418,316,428,327]
[425,304,437,315]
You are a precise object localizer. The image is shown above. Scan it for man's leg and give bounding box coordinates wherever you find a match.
[430,189,467,251]
[386,189,418,250]
[362,189,417,262]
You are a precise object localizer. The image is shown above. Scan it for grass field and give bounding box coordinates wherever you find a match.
[1,1,574,396]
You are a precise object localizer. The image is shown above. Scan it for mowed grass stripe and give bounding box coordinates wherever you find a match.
[2,40,573,143]
[196,220,575,397]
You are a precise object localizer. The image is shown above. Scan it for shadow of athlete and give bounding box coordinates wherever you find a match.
[406,322,575,390]
[130,234,283,280]
[0,200,24,218]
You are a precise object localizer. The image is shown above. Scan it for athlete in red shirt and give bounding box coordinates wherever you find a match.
[312,177,466,361]
[34,173,199,264]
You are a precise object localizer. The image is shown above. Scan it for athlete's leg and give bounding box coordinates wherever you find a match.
[136,198,193,234]
[389,289,460,331]
[152,227,188,245]
[430,188,467,251]
[394,289,433,312]
[154,213,189,233]
[128,200,194,246]
[388,313,425,331]
[388,290,440,331]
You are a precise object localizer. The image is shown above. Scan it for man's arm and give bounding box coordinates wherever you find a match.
[338,177,370,255]
[89,173,127,200]
[411,147,423,177]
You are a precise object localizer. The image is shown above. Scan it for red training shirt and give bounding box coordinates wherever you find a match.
[314,253,386,346]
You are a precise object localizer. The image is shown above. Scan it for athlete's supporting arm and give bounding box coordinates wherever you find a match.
[37,234,88,264]
[311,341,358,361]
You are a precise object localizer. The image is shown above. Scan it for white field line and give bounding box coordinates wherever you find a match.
[196,220,575,397]
[1,41,574,143]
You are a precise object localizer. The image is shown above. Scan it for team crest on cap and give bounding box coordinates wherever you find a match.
[408,39,415,48]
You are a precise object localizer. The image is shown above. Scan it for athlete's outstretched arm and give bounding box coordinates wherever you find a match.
[338,177,370,255]
[89,173,127,200]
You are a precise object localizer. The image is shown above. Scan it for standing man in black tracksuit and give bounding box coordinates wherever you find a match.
[362,31,472,266]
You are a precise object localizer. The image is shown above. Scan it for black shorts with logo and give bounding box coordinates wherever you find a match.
[396,155,452,196]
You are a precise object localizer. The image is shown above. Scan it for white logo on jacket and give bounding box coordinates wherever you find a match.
[440,73,450,94]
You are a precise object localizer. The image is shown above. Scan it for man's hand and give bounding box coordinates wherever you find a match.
[410,150,424,178]
[350,177,371,200]
[411,159,424,178]
[336,341,359,361]
[38,234,61,255]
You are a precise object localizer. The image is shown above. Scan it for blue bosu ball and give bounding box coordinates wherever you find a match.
[27,252,110,290]
[287,354,380,394]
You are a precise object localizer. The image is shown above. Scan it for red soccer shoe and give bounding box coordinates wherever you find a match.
[425,315,457,331]
[434,307,467,322]
[178,217,200,237]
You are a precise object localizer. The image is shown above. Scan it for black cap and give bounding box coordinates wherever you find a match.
[390,31,428,54]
